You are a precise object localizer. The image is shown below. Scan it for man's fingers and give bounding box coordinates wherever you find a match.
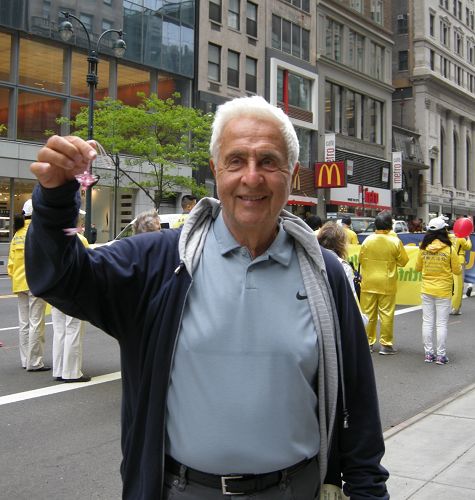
[38,135,97,167]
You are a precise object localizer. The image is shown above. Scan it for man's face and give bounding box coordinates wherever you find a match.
[210,116,297,239]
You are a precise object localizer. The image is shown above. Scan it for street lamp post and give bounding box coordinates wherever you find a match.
[59,12,126,242]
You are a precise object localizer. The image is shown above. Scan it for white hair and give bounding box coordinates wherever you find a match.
[209,96,299,173]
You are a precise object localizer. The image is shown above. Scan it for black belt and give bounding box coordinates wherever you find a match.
[165,455,313,496]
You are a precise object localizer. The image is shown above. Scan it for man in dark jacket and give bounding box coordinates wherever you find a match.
[26,96,388,499]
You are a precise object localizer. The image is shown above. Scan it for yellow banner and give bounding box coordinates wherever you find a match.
[348,244,422,306]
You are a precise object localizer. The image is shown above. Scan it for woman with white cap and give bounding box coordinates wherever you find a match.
[415,217,461,365]
[7,199,49,371]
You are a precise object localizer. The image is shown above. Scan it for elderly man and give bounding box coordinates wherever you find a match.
[26,96,388,499]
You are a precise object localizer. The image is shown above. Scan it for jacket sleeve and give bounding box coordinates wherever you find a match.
[415,249,423,273]
[322,249,389,499]
[397,240,409,267]
[451,248,462,275]
[25,182,179,341]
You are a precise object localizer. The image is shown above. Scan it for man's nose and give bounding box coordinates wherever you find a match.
[241,161,263,186]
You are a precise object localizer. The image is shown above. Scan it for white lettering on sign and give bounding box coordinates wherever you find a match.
[392,152,402,190]
[324,134,336,162]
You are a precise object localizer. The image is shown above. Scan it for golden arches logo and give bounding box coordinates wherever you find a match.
[316,162,344,188]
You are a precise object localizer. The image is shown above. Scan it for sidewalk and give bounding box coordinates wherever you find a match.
[383,382,475,499]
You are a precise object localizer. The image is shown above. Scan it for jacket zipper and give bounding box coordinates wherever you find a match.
[160,260,192,497]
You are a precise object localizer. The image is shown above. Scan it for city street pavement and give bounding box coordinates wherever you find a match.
[383,382,475,499]
[1,274,475,498]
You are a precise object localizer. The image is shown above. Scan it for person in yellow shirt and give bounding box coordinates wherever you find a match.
[7,199,49,371]
[449,225,472,315]
[171,195,197,228]
[415,217,461,364]
[341,216,359,245]
[359,211,409,354]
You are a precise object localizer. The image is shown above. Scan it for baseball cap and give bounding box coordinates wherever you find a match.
[22,199,33,217]
[427,217,448,231]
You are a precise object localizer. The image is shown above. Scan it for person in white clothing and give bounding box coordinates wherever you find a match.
[51,218,91,383]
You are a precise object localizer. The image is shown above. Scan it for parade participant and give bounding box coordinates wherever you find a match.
[341,215,359,245]
[7,199,49,371]
[171,195,197,228]
[416,217,461,364]
[305,214,322,235]
[449,231,472,315]
[51,212,91,383]
[359,211,409,354]
[26,95,388,499]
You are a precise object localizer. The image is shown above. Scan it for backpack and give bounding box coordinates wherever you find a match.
[349,261,362,300]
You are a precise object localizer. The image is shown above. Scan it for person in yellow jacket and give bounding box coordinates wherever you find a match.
[415,217,461,364]
[341,215,359,245]
[171,195,197,228]
[449,225,472,315]
[7,199,49,371]
[359,211,409,354]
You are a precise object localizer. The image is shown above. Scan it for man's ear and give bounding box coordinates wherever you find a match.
[292,163,300,183]
[210,159,217,178]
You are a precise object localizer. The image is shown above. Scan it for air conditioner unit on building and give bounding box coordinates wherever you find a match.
[397,14,405,20]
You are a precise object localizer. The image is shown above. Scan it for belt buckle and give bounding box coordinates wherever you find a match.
[221,475,245,495]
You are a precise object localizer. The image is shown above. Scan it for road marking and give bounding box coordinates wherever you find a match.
[0,371,122,406]
[0,322,53,332]
[395,305,422,315]
[0,294,16,299]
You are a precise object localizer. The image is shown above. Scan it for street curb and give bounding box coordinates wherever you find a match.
[383,381,475,440]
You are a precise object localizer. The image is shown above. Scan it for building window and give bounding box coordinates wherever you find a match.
[79,13,93,31]
[227,50,239,87]
[397,14,408,34]
[368,97,383,144]
[209,0,222,24]
[468,42,474,64]
[348,30,365,72]
[325,18,342,62]
[208,43,221,82]
[442,57,450,78]
[456,66,463,85]
[440,21,449,47]
[398,50,408,71]
[102,19,113,31]
[228,0,240,30]
[0,32,11,82]
[350,0,363,13]
[246,2,257,37]
[429,13,435,36]
[370,42,384,79]
[245,56,257,93]
[282,0,310,13]
[325,81,342,133]
[454,31,463,55]
[370,0,383,25]
[272,15,310,61]
[430,49,435,70]
[277,69,311,111]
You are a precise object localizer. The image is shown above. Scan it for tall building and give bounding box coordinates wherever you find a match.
[194,0,396,219]
[393,0,475,222]
[0,0,196,259]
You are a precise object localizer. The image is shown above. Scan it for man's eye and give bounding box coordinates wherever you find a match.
[261,158,280,171]
[226,158,243,170]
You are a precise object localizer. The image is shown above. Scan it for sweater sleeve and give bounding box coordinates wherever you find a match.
[322,249,389,499]
[25,182,179,341]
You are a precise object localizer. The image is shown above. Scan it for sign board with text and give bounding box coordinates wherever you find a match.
[392,151,402,190]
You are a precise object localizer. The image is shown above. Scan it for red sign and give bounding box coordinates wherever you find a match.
[315,161,347,188]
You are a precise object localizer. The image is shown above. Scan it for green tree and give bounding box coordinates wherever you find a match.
[66,93,212,210]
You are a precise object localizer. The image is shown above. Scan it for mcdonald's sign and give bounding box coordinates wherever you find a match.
[315,161,347,188]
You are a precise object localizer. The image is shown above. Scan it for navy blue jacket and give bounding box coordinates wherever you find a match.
[26,182,389,499]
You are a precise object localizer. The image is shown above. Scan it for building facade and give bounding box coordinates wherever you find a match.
[393,0,475,222]
[0,0,196,260]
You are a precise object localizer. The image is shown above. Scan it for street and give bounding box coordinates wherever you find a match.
[1,275,475,499]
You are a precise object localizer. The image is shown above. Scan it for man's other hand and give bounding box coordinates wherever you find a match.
[31,135,97,189]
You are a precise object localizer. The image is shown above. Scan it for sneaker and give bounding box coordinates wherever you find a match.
[379,345,398,355]
[424,353,436,363]
[436,355,449,365]
[467,285,473,297]
[450,309,461,315]
[369,344,375,353]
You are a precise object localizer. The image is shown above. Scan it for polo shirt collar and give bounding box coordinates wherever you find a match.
[213,211,293,267]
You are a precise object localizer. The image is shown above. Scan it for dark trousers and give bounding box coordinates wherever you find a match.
[163,457,320,499]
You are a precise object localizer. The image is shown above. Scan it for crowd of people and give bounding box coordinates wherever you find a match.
[4,93,473,499]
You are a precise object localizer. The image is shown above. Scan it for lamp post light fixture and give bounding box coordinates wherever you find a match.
[59,11,126,241]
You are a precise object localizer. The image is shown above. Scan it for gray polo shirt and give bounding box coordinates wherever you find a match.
[166,213,320,474]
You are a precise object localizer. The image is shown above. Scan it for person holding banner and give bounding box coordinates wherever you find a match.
[359,211,408,354]
[415,217,461,364]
